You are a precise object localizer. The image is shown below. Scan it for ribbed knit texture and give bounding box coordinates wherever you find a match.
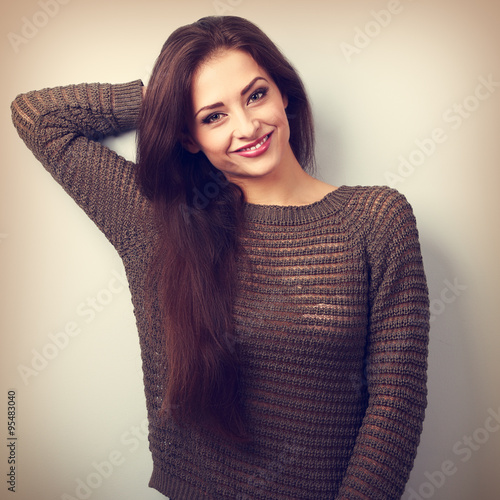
[11,80,429,500]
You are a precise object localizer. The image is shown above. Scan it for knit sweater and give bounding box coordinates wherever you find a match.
[11,80,429,500]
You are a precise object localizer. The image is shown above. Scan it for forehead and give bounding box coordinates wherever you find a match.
[191,49,268,105]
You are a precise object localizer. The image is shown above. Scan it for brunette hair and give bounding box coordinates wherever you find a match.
[136,16,315,440]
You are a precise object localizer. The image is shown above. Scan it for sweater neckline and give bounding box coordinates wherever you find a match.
[244,185,352,225]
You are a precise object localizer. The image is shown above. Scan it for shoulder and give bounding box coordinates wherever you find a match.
[334,185,414,230]
[340,185,414,221]
[335,186,419,255]
[339,185,409,209]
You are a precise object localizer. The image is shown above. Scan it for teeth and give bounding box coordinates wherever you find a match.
[240,134,269,152]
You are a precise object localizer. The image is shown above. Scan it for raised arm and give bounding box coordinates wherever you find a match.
[337,189,430,499]
[11,80,151,253]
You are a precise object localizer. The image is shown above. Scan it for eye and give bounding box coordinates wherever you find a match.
[248,87,268,104]
[202,112,225,124]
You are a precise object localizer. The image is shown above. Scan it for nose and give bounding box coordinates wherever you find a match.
[233,109,259,139]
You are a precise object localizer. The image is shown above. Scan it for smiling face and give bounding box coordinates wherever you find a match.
[184,49,296,187]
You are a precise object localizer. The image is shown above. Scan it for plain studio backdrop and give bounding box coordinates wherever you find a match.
[1,1,499,499]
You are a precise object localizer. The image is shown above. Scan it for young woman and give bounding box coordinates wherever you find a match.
[11,15,429,500]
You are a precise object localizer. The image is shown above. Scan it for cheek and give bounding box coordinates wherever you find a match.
[199,128,231,155]
[269,101,290,124]
[271,107,290,139]
[196,132,233,169]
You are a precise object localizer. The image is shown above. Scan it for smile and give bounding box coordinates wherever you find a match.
[234,132,273,158]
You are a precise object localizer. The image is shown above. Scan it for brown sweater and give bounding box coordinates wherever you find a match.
[11,80,429,500]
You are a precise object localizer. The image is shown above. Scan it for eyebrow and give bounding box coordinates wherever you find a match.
[194,76,269,118]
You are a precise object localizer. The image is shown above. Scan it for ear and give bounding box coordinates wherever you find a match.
[181,132,200,154]
[282,93,288,110]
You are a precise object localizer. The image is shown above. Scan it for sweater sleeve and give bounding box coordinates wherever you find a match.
[10,80,151,253]
[336,188,430,499]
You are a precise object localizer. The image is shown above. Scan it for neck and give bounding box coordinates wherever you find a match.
[229,149,336,206]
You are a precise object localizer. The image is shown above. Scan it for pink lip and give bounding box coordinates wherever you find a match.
[233,132,273,158]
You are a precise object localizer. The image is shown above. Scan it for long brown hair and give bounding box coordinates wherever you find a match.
[136,16,315,440]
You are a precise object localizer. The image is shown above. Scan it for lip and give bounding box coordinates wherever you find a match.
[233,132,273,158]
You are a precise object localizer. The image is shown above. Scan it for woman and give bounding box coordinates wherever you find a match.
[11,15,429,500]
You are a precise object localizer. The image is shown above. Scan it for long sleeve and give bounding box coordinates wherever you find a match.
[336,189,430,499]
[11,80,151,254]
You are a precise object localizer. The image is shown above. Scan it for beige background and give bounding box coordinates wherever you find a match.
[1,0,499,499]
